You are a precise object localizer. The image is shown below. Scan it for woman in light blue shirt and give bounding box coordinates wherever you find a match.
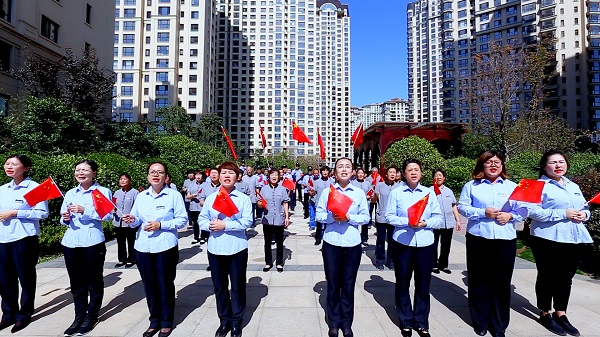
[258,170,290,272]
[458,150,528,337]
[0,155,49,334]
[528,150,592,337]
[122,162,187,337]
[316,158,370,337]
[199,162,253,337]
[60,159,113,337]
[385,159,442,337]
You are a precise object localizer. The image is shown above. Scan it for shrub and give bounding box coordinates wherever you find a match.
[382,136,446,181]
[569,152,600,178]
[101,123,158,160]
[506,151,541,181]
[86,152,147,191]
[444,157,475,195]
[153,135,227,173]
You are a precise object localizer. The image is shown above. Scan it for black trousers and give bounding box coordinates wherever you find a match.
[361,224,369,243]
[296,183,303,202]
[530,236,584,312]
[368,203,376,226]
[303,193,310,218]
[136,246,179,329]
[208,249,248,328]
[63,242,106,320]
[433,228,454,269]
[0,236,39,321]
[263,224,284,265]
[375,222,394,267]
[189,211,200,240]
[322,242,361,330]
[289,190,296,210]
[466,233,516,335]
[115,226,137,263]
[315,222,326,244]
[391,240,436,329]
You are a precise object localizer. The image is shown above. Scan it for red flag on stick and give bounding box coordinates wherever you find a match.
[433,180,442,196]
[371,172,382,186]
[282,178,295,191]
[308,179,314,187]
[366,189,374,198]
[259,123,267,149]
[508,179,545,204]
[92,189,115,219]
[221,126,238,160]
[212,185,240,218]
[23,177,63,207]
[327,184,353,218]
[257,191,268,210]
[408,194,430,226]
[588,192,600,205]
[317,127,326,160]
[351,123,364,148]
[292,121,312,144]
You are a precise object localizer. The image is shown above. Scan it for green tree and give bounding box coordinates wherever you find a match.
[381,136,446,180]
[102,123,158,159]
[7,97,100,155]
[155,105,194,136]
[196,112,223,146]
[153,135,226,175]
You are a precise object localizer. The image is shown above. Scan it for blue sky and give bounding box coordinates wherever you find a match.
[345,0,408,107]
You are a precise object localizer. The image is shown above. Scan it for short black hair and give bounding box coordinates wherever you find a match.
[5,154,32,177]
[75,159,99,172]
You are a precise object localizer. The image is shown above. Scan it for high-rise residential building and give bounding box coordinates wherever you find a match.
[215,0,351,164]
[351,98,410,129]
[408,0,592,130]
[112,0,217,122]
[0,0,114,116]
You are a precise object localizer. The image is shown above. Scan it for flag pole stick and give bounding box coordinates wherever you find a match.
[49,176,65,197]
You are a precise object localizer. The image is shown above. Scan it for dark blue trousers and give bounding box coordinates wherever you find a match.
[374,222,394,267]
[391,240,436,329]
[466,233,516,336]
[63,242,106,320]
[0,236,39,321]
[208,249,248,328]
[322,242,361,330]
[136,246,179,329]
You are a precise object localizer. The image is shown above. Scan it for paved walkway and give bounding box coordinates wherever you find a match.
[5,203,600,337]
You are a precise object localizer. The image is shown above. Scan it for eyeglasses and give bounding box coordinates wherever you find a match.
[75,169,92,173]
[148,170,166,176]
[484,160,502,167]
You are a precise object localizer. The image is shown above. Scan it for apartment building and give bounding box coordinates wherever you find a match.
[0,0,114,116]
[351,98,410,129]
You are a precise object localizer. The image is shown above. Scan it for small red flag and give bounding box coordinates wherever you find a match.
[221,126,238,160]
[317,128,326,160]
[282,178,295,190]
[212,185,240,218]
[408,194,430,226]
[23,177,63,207]
[205,168,211,176]
[588,192,600,205]
[327,184,353,218]
[371,172,382,186]
[351,123,364,148]
[257,191,268,210]
[259,123,267,149]
[92,189,115,219]
[112,197,118,205]
[508,179,545,204]
[308,179,314,187]
[433,180,442,196]
[366,189,374,198]
[292,121,312,144]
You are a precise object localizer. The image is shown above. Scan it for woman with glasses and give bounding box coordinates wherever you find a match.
[0,155,49,334]
[458,151,528,337]
[60,159,113,336]
[122,162,187,337]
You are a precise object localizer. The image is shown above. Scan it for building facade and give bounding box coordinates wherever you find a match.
[0,0,114,116]
[408,0,592,129]
[351,98,410,129]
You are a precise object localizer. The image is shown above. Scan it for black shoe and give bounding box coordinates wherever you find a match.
[200,239,206,244]
[76,316,98,336]
[191,239,200,244]
[385,263,394,271]
[415,328,431,337]
[126,261,136,268]
[441,268,451,274]
[474,328,487,336]
[0,317,14,331]
[376,264,384,270]
[115,262,126,268]
[328,327,339,337]
[554,314,580,336]
[276,265,283,272]
[143,328,159,337]
[11,318,31,333]
[539,314,567,336]
[64,318,84,336]
[342,328,353,337]
[215,324,231,337]
[361,241,369,247]
[206,265,212,271]
[231,326,242,337]
[304,215,309,219]
[401,326,412,337]
[314,240,322,245]
[158,328,172,337]
[263,265,273,272]
[432,267,440,274]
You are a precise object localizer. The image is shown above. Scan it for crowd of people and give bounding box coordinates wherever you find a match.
[0,149,593,337]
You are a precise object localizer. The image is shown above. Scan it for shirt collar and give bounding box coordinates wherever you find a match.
[402,182,425,192]
[478,177,505,185]
[334,182,355,192]
[9,177,32,189]
[144,185,170,198]
[76,182,99,193]
[540,175,571,186]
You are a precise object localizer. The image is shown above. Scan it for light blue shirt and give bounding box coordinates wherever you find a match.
[316,183,371,247]
[458,178,528,240]
[198,188,253,255]
[60,183,113,248]
[129,186,188,253]
[385,183,443,247]
[0,178,49,243]
[528,176,593,244]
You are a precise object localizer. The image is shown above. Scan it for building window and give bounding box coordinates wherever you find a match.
[121,86,133,96]
[157,19,169,29]
[157,46,169,55]
[191,24,198,31]
[123,8,135,17]
[189,88,197,95]
[155,98,168,108]
[121,99,133,109]
[121,73,134,82]
[122,47,134,56]
[157,59,169,68]
[0,40,11,71]
[123,21,135,30]
[188,101,196,109]
[157,32,169,42]
[191,11,199,18]
[41,15,59,43]
[156,85,168,95]
[1,0,12,22]
[156,72,168,81]
[122,60,134,69]
[190,49,198,56]
[124,0,136,4]
[158,7,170,15]
[86,4,92,24]
[123,34,135,43]
[189,74,197,82]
